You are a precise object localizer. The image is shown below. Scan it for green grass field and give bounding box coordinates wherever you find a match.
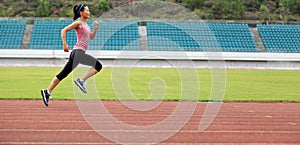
[1,66,300,102]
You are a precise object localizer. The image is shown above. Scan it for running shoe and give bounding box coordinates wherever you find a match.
[74,78,87,93]
[41,89,51,106]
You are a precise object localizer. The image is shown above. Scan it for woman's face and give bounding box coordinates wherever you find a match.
[81,6,90,19]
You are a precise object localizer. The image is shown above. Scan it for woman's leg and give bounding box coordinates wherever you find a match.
[81,67,99,81]
[73,50,102,93]
[41,49,79,106]
[47,49,79,93]
[78,53,102,81]
[47,77,60,94]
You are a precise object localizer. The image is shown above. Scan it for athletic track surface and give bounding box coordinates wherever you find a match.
[0,100,299,144]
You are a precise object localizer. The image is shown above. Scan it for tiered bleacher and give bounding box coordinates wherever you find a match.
[209,23,257,52]
[2,19,299,53]
[30,20,76,50]
[147,22,203,51]
[147,22,257,52]
[96,22,140,50]
[0,20,26,49]
[258,24,300,53]
[30,20,140,50]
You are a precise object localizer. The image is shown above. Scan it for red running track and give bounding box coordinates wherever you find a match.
[0,100,299,144]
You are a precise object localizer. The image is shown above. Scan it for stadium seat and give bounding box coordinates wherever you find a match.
[257,24,300,53]
[0,20,26,49]
[100,22,140,50]
[30,20,75,50]
[30,20,140,50]
[147,22,258,52]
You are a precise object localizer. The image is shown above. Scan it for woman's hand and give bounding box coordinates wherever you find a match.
[90,21,98,40]
[63,43,70,52]
[93,21,98,31]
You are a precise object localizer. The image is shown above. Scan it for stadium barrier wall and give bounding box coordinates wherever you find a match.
[1,49,300,70]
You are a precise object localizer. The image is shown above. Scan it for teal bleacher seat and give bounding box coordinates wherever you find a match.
[147,22,257,52]
[30,20,140,50]
[258,24,300,53]
[97,22,140,50]
[0,20,26,49]
[30,20,75,50]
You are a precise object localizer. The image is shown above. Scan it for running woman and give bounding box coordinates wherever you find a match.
[41,4,102,106]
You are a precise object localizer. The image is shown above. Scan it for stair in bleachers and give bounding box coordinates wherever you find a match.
[21,24,33,49]
[250,27,266,52]
[138,26,148,51]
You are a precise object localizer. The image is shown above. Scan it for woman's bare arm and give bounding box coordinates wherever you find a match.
[61,21,80,52]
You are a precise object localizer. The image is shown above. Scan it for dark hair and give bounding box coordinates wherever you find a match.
[73,4,85,20]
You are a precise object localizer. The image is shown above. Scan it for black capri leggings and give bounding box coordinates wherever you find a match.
[56,49,102,81]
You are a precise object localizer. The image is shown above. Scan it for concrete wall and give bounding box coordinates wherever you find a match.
[1,49,300,70]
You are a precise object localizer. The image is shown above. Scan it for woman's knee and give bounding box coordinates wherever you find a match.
[95,61,102,72]
[56,73,66,81]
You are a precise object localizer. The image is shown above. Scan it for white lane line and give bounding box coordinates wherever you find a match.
[1,129,300,134]
[0,119,299,124]
[0,142,297,145]
[0,119,298,125]
[0,142,113,145]
[1,113,300,119]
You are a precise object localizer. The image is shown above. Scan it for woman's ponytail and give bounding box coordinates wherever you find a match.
[73,4,85,21]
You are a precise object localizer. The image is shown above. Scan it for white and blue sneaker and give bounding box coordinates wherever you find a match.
[41,89,51,106]
[74,78,87,93]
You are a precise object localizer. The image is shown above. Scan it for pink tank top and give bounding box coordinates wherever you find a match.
[74,20,91,52]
